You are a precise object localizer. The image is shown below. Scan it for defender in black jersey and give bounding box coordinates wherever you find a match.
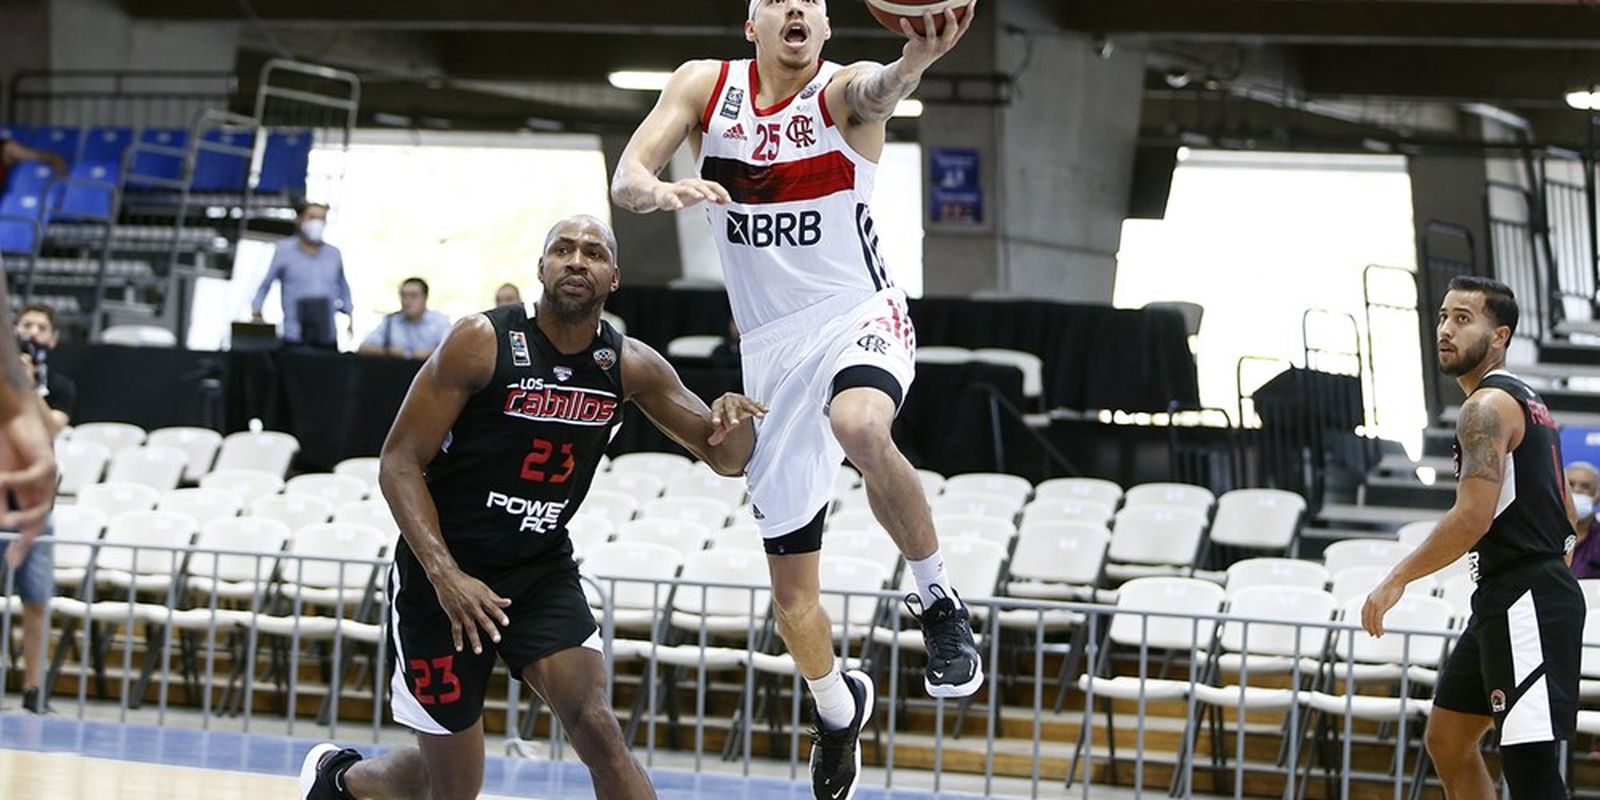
[299,216,765,800]
[1364,276,1583,799]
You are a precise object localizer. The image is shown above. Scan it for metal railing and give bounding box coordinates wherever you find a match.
[5,531,1590,799]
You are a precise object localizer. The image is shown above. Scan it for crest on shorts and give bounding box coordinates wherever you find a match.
[553,365,572,382]
[509,331,532,367]
[856,334,889,355]
[1490,689,1507,713]
[593,347,617,370]
[720,87,744,120]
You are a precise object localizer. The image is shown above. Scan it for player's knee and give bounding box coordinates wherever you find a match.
[427,771,482,800]
[564,698,621,743]
[1423,718,1475,764]
[771,587,821,625]
[829,411,892,467]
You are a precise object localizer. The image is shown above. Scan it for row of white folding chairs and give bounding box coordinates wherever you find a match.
[60,435,378,497]
[62,478,397,535]
[58,424,310,483]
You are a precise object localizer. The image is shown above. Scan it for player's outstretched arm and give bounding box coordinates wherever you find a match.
[611,60,732,214]
[1363,391,1521,635]
[620,338,765,476]
[829,1,977,127]
[379,315,510,655]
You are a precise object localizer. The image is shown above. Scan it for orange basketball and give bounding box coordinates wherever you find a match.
[865,0,973,37]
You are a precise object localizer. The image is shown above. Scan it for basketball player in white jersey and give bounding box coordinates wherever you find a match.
[613,2,978,797]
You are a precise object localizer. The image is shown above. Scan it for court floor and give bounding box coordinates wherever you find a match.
[0,712,1003,800]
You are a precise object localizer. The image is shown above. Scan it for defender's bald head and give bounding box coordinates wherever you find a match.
[543,215,617,261]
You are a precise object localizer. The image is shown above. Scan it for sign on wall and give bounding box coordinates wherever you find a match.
[929,147,982,225]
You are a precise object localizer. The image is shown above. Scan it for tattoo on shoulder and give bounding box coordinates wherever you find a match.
[1457,400,1505,483]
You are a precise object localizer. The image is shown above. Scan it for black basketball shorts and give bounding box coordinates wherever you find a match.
[1433,559,1584,746]
[387,549,600,735]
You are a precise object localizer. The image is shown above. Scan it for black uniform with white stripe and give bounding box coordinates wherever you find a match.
[388,303,625,734]
[1434,370,1583,745]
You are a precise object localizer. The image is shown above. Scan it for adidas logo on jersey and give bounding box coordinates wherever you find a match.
[723,123,748,141]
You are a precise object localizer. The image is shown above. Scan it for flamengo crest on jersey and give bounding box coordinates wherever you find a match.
[699,60,893,333]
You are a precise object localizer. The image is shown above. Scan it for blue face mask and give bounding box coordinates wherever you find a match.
[1576,493,1595,519]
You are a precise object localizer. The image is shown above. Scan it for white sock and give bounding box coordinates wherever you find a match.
[806,662,856,731]
[908,550,961,609]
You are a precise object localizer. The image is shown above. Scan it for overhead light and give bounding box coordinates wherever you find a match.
[1176,146,1191,162]
[1568,89,1598,111]
[893,99,923,118]
[608,70,672,91]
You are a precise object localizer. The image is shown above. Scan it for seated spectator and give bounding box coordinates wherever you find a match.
[1566,460,1599,578]
[0,132,66,187]
[495,283,522,306]
[359,277,451,360]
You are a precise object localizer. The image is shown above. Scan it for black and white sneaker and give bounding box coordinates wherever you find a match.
[299,743,362,800]
[905,587,984,698]
[810,669,875,800]
[21,687,49,714]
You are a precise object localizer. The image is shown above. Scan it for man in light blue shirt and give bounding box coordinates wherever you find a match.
[359,277,451,360]
[250,203,353,346]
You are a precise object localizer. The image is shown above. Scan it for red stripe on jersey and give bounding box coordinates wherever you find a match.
[701,152,856,205]
[819,75,837,128]
[701,61,731,133]
[751,60,821,117]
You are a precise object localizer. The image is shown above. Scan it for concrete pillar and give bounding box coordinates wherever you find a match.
[920,0,1145,302]
[600,133,686,286]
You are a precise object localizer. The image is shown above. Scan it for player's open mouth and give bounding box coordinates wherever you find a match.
[784,23,808,45]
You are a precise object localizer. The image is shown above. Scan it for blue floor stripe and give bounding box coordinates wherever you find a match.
[0,714,987,800]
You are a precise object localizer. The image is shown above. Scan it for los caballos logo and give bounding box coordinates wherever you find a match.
[502,378,618,426]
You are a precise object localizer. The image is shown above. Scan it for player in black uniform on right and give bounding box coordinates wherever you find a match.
[1364,276,1583,798]
[299,215,766,800]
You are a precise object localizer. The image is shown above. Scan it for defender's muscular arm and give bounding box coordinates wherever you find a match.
[1363,391,1521,635]
[379,315,509,654]
[611,60,732,213]
[621,338,764,477]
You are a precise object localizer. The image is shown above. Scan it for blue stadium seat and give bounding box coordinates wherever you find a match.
[50,161,119,219]
[23,126,82,165]
[258,130,311,194]
[0,194,43,254]
[81,126,134,165]
[192,129,254,192]
[0,124,31,144]
[130,128,189,182]
[5,161,57,198]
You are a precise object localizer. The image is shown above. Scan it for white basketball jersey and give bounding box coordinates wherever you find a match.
[697,59,892,334]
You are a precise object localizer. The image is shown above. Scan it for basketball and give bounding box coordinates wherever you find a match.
[865,0,974,37]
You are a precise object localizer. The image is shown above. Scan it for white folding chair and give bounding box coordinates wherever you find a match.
[1104,504,1209,582]
[49,504,108,590]
[1322,539,1414,576]
[1581,579,1600,611]
[146,427,223,483]
[1395,519,1439,548]
[91,510,200,594]
[1224,557,1329,595]
[186,517,293,603]
[106,444,189,493]
[1035,477,1123,507]
[834,467,862,500]
[665,335,723,359]
[933,512,1015,549]
[75,481,161,519]
[156,487,245,528]
[1329,565,1436,606]
[1004,520,1109,602]
[613,518,713,559]
[583,489,641,525]
[825,528,902,577]
[607,471,668,502]
[707,523,765,552]
[665,469,746,506]
[943,472,1034,509]
[200,469,286,503]
[1123,482,1216,515]
[971,349,1043,403]
[639,496,732,528]
[1020,498,1115,529]
[72,422,147,453]
[250,493,334,531]
[1193,586,1337,704]
[819,555,890,641]
[873,538,1008,657]
[333,457,382,496]
[827,507,885,535]
[56,439,111,495]
[213,430,299,477]
[1207,488,1305,554]
[333,500,402,543]
[916,469,947,498]
[287,473,370,507]
[610,452,694,481]
[931,491,1021,521]
[914,346,972,364]
[581,541,685,632]
[567,514,617,561]
[278,522,390,609]
[833,486,871,513]
[671,548,773,637]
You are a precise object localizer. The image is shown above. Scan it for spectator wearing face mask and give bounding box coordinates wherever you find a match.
[1565,460,1600,577]
[250,202,354,347]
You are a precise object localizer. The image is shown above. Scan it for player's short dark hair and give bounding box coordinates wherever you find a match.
[19,304,55,328]
[402,277,429,297]
[1448,275,1518,338]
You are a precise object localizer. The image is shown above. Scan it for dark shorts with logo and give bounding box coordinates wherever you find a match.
[387,543,598,735]
[1433,559,1583,745]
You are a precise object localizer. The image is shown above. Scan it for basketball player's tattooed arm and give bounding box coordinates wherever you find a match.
[621,338,766,476]
[0,261,56,550]
[379,315,512,655]
[611,60,733,213]
[832,2,977,126]
[1362,391,1522,635]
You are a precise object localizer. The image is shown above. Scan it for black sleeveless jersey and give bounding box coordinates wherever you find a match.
[420,303,625,573]
[1453,371,1572,582]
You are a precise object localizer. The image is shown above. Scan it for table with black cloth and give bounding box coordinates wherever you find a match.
[50,343,1028,476]
[602,287,1198,413]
